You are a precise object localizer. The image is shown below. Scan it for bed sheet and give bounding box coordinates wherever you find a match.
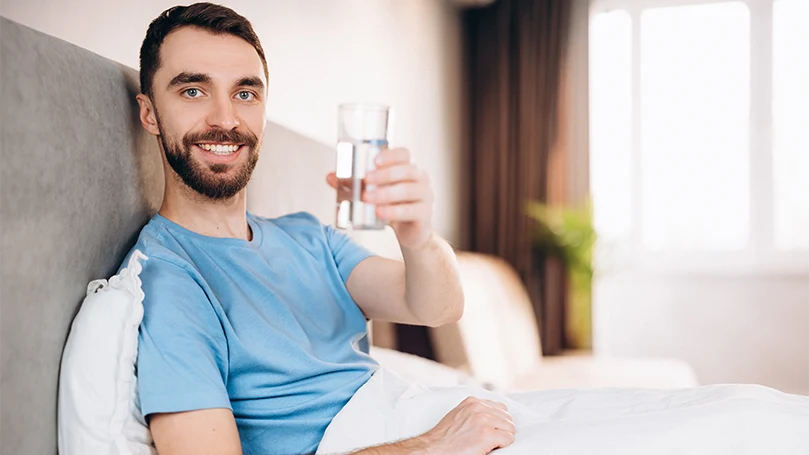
[317,368,809,454]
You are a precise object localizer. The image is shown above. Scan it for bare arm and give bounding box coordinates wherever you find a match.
[153,412,430,455]
[149,408,425,455]
[340,396,516,455]
[150,397,514,455]
[399,232,464,326]
[149,408,242,455]
[346,234,464,328]
[330,145,464,328]
[346,435,432,455]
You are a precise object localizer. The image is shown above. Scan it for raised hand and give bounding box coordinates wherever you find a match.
[327,147,434,249]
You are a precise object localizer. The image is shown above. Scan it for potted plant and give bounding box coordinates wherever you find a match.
[526,200,596,349]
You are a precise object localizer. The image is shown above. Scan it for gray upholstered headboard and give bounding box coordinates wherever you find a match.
[0,17,164,454]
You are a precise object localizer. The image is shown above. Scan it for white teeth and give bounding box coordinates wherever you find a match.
[198,144,239,155]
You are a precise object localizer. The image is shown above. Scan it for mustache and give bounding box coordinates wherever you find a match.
[183,128,258,149]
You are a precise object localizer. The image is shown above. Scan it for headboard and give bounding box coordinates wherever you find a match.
[0,17,163,454]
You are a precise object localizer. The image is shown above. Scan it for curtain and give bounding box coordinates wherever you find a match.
[463,0,572,355]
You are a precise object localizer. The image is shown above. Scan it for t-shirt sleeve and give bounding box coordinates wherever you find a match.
[325,225,375,283]
[136,255,231,418]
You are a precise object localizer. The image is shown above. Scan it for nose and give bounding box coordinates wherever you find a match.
[206,92,240,130]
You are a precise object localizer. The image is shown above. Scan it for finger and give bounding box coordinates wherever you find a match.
[488,413,517,435]
[374,147,411,167]
[460,396,479,404]
[325,172,338,189]
[491,428,516,449]
[472,400,514,429]
[480,399,509,413]
[364,182,428,205]
[375,202,430,222]
[475,407,515,434]
[365,164,422,185]
[478,427,515,452]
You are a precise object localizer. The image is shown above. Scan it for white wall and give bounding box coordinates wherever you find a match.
[594,270,809,395]
[0,0,463,243]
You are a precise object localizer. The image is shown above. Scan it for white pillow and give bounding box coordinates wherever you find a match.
[58,250,155,455]
[368,346,482,389]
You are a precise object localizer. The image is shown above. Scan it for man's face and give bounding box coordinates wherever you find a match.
[147,26,267,200]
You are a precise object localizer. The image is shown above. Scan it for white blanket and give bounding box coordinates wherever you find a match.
[317,368,809,454]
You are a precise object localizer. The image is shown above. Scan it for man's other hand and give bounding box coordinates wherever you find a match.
[421,396,517,455]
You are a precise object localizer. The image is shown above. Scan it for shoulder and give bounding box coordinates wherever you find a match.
[125,222,214,321]
[121,217,199,279]
[130,218,197,268]
[251,211,331,241]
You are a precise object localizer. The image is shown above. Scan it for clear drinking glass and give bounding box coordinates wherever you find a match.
[335,103,389,230]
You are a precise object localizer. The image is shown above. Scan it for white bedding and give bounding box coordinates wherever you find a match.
[317,368,809,454]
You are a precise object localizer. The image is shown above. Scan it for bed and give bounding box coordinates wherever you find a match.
[2,16,807,455]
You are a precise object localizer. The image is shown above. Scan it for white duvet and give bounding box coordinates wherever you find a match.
[317,368,809,454]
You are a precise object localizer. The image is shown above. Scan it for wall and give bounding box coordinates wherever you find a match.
[0,0,463,243]
[594,269,809,395]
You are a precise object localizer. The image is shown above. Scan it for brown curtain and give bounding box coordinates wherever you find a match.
[463,0,572,355]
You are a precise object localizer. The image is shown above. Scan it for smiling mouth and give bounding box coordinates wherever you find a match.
[196,143,243,155]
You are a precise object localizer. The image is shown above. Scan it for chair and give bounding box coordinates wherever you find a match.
[430,252,699,391]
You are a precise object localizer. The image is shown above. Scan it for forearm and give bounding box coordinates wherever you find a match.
[400,232,464,327]
[346,433,432,455]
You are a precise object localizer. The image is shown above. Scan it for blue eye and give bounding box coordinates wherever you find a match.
[183,88,201,98]
[237,91,255,101]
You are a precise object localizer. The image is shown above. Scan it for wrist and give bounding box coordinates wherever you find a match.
[399,230,435,253]
[408,431,435,455]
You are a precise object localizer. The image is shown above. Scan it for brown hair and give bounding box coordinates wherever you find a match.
[139,2,268,97]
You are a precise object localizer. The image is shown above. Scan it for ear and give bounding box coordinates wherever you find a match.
[136,94,160,136]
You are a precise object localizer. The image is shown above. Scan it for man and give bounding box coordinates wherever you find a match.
[128,3,516,454]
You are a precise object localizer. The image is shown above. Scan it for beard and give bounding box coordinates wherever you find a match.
[155,113,260,200]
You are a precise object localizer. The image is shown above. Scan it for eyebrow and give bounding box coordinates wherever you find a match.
[165,72,265,92]
[235,76,265,91]
[166,72,211,90]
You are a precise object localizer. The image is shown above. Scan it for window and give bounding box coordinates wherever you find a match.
[773,0,809,250]
[590,10,632,244]
[590,0,809,270]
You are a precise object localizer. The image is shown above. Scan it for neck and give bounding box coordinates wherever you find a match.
[159,172,252,241]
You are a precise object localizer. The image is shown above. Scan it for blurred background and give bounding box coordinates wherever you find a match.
[2,0,806,394]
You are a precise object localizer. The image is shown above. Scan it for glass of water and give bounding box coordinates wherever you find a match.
[335,103,389,230]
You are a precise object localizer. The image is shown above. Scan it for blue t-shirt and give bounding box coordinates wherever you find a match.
[123,211,379,455]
